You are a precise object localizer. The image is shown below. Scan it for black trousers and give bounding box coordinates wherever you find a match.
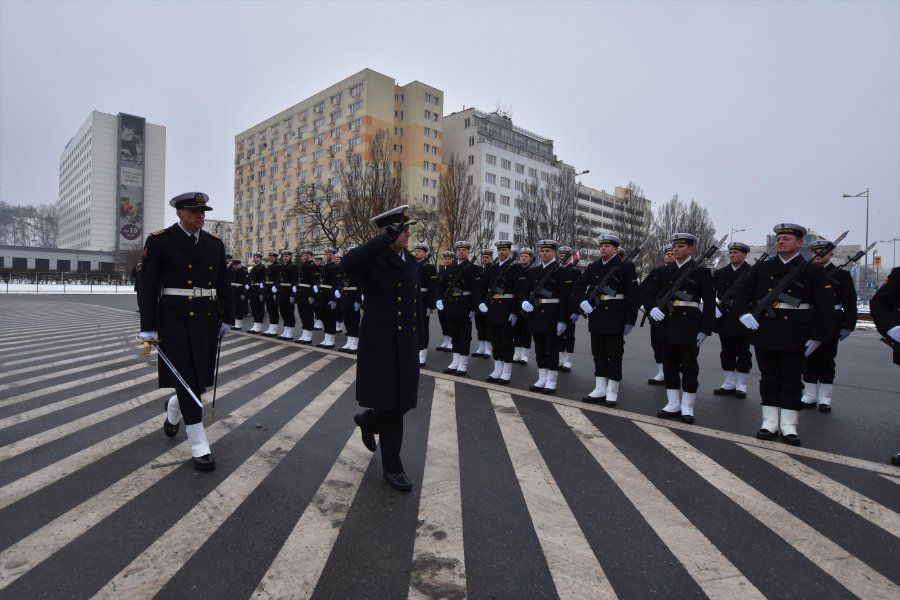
[474,313,489,342]
[438,309,450,336]
[264,292,279,326]
[561,320,576,353]
[297,298,315,330]
[342,307,360,337]
[278,301,296,327]
[488,322,515,362]
[176,387,203,425]
[513,318,532,348]
[316,304,337,334]
[448,316,472,355]
[662,343,700,393]
[533,330,560,370]
[233,292,248,320]
[803,337,838,384]
[590,333,625,380]
[650,324,663,363]
[756,346,804,410]
[418,312,431,350]
[719,334,752,372]
[249,292,265,323]
[359,408,406,474]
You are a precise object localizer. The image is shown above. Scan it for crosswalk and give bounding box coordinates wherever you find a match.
[1,300,898,599]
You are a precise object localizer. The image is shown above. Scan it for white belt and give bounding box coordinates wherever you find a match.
[493,293,514,299]
[538,298,560,304]
[319,284,333,289]
[230,282,243,287]
[833,304,843,310]
[772,302,811,310]
[451,291,472,296]
[279,283,293,287]
[298,283,311,288]
[671,300,700,308]
[420,287,429,292]
[598,294,625,301]
[344,286,358,291]
[264,280,274,284]
[162,287,217,298]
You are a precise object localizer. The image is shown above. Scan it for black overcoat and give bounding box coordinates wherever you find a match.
[642,259,716,345]
[438,259,480,318]
[342,235,421,411]
[870,267,900,365]
[575,255,639,334]
[478,258,524,325]
[519,259,575,333]
[713,263,752,336]
[824,264,858,337]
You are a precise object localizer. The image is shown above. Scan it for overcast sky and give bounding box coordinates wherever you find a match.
[2,0,898,266]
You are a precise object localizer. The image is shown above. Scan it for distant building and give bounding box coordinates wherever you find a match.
[203,219,234,252]
[57,111,166,252]
[574,184,651,263]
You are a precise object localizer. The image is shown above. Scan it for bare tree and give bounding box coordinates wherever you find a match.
[439,152,480,246]
[513,168,578,249]
[408,198,441,264]
[646,194,719,268]
[0,202,58,247]
[473,189,497,251]
[340,129,404,245]
[613,182,654,277]
[289,181,342,252]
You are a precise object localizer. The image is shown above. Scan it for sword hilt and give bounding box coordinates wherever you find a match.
[135,336,158,355]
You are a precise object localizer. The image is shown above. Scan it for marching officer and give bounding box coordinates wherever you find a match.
[138,191,234,471]
[276,249,299,340]
[472,248,494,358]
[314,248,342,348]
[229,258,249,330]
[435,250,455,352]
[800,238,858,412]
[477,240,522,384]
[343,205,421,491]
[641,244,675,384]
[576,233,639,406]
[520,240,574,395]
[246,251,267,334]
[413,242,438,366]
[557,245,579,372]
[261,250,282,337]
[338,270,362,354]
[712,242,753,398]
[294,248,318,344]
[512,248,535,365]
[644,233,716,424]
[734,223,834,446]
[436,241,480,376]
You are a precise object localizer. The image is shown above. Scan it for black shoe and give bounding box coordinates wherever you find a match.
[734,390,747,399]
[756,428,778,441]
[455,370,467,378]
[383,470,412,491]
[780,433,801,446]
[818,404,831,413]
[528,384,545,392]
[605,400,617,408]
[542,387,556,395]
[648,378,665,386]
[162,400,179,437]
[657,409,680,419]
[346,348,357,355]
[192,454,216,471]
[443,367,459,374]
[246,330,260,335]
[353,412,377,452]
[317,343,335,349]
[800,402,817,410]
[419,361,426,367]
[486,375,500,383]
[681,414,695,424]
[713,387,736,396]
[892,453,900,467]
[559,365,571,373]
[497,378,511,385]
[231,326,241,330]
[582,394,605,403]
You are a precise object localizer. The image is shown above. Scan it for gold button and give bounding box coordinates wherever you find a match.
[397,296,401,302]
[397,325,402,331]
[209,266,213,271]
[188,264,192,269]
[188,296,193,301]
[189,311,194,316]
[397,311,402,316]
[784,316,788,320]
[397,282,401,287]
[187,280,192,285]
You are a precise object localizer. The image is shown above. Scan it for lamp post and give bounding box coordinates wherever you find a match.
[842,188,869,301]
[729,227,745,245]
[878,236,900,271]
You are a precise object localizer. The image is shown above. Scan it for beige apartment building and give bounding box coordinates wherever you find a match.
[232,69,443,259]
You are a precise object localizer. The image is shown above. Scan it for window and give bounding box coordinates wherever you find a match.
[501,158,511,170]
[464,117,471,128]
[484,191,496,203]
[468,136,475,146]
[485,172,496,184]
[499,213,510,224]
[528,167,537,178]
[349,101,363,113]
[486,154,497,166]
[395,127,403,136]
[425,110,432,120]
[424,127,431,137]
[468,155,474,165]
[484,210,494,221]
[500,195,510,206]
[500,177,510,188]
[541,172,549,181]
[515,181,524,191]
[424,143,431,153]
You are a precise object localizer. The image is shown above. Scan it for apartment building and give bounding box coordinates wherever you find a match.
[574,184,651,262]
[202,219,234,252]
[232,69,443,258]
[57,111,166,251]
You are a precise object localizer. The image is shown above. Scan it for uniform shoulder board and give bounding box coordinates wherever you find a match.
[207,231,221,240]
[149,229,167,236]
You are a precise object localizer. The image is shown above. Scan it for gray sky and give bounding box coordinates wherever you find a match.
[2,0,898,266]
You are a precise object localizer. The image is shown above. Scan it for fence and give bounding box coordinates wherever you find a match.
[1,271,136,294]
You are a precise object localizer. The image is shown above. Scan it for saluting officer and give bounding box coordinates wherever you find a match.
[520,240,574,395]
[413,242,438,366]
[138,192,234,471]
[294,248,318,344]
[712,242,753,398]
[644,233,716,424]
[800,238,858,412]
[641,244,675,384]
[247,251,267,334]
[436,241,480,376]
[512,248,535,365]
[314,248,342,349]
[344,205,421,491]
[477,239,522,384]
[435,250,455,352]
[229,258,250,330]
[261,250,282,337]
[276,249,299,340]
[734,223,834,446]
[576,233,639,406]
[472,248,494,358]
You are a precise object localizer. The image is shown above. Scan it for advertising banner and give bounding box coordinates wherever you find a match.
[116,113,145,250]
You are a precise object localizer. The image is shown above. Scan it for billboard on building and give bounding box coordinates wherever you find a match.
[116,113,145,250]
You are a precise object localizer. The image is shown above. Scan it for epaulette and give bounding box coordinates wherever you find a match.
[149,229,167,236]
[207,232,221,240]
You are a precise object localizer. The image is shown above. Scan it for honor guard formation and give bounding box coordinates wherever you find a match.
[139,196,895,480]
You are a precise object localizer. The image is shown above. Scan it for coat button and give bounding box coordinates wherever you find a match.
[188,264,192,269]
[187,280,192,285]
[189,312,194,316]
[188,296,193,301]
[397,325,402,331]
[397,296,401,302]
[209,266,213,270]
[397,311,402,316]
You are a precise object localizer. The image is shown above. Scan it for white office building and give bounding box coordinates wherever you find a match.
[57,111,166,251]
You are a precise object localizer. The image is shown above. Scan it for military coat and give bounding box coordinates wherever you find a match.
[641,259,716,345]
[870,267,900,365]
[713,262,752,336]
[278,261,299,303]
[315,260,343,310]
[478,257,524,324]
[438,259,480,318]
[298,260,319,305]
[824,264,858,338]
[575,255,639,334]
[519,259,575,333]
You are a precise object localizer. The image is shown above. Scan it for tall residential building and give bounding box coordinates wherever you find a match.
[203,219,234,252]
[57,111,166,251]
[232,68,444,258]
[574,184,651,262]
[442,108,568,245]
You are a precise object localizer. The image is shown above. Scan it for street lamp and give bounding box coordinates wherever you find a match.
[878,236,900,272]
[730,227,745,245]
[842,189,869,300]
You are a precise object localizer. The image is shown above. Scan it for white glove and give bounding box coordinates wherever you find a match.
[838,328,851,341]
[556,321,567,336]
[218,322,229,338]
[739,313,759,331]
[271,286,277,294]
[570,313,579,323]
[328,301,337,310]
[888,325,900,342]
[478,302,488,313]
[307,296,314,305]
[354,302,361,311]
[696,332,707,347]
[715,307,722,319]
[804,339,821,357]
[509,314,518,326]
[292,286,297,293]
[624,324,634,336]
[244,284,250,290]
[138,331,158,341]
[259,282,264,289]
[436,299,445,311]
[335,289,341,299]
[579,300,593,314]
[426,308,433,317]
[313,285,318,294]
[468,311,475,320]
[521,300,535,313]
[649,307,666,322]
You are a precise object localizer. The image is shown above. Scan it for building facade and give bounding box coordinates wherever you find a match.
[575,184,651,262]
[203,219,234,252]
[232,68,443,259]
[57,111,166,251]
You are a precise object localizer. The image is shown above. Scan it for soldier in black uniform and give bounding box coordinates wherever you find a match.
[800,238,858,412]
[641,244,674,384]
[261,250,282,337]
[520,240,574,395]
[477,239,522,384]
[436,241,480,376]
[576,234,639,406]
[869,268,900,465]
[338,269,362,354]
[294,248,318,344]
[344,205,421,491]
[413,243,438,366]
[435,250,455,352]
[512,248,535,365]
[277,249,299,340]
[712,242,753,398]
[557,245,579,372]
[734,223,834,446]
[644,233,716,424]
[247,252,267,334]
[471,248,494,358]
[138,192,234,471]
[229,258,249,330]
[314,248,342,348]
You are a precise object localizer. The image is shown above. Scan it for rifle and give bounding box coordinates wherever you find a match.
[441,258,475,302]
[751,230,849,319]
[651,235,728,319]
[825,241,876,282]
[716,246,774,310]
[521,258,562,316]
[488,250,519,301]
[584,243,644,311]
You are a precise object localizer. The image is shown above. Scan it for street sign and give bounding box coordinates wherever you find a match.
[873,255,882,268]
[866,281,876,288]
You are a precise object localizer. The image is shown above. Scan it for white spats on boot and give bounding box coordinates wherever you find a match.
[336,322,343,333]
[457,355,469,374]
[719,371,736,390]
[349,336,359,351]
[440,335,451,349]
[249,322,263,333]
[605,380,620,406]
[500,362,513,383]
[418,348,427,365]
[185,423,211,457]
[299,329,313,342]
[263,324,279,336]
[817,383,833,412]
[735,372,749,394]
[584,377,608,400]
[166,394,182,425]
[513,347,523,362]
[779,409,801,445]
[800,381,818,408]
[446,353,460,372]
[658,388,681,418]
[340,337,351,351]
[649,363,665,384]
[317,333,335,348]
[758,405,780,439]
[530,368,548,391]
[233,319,242,330]
[314,319,323,330]
[484,342,493,356]
[680,392,696,423]
[519,349,530,365]
[488,360,503,381]
[560,352,573,371]
[543,370,558,393]
[475,341,486,356]
[278,326,295,340]
[558,351,569,369]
